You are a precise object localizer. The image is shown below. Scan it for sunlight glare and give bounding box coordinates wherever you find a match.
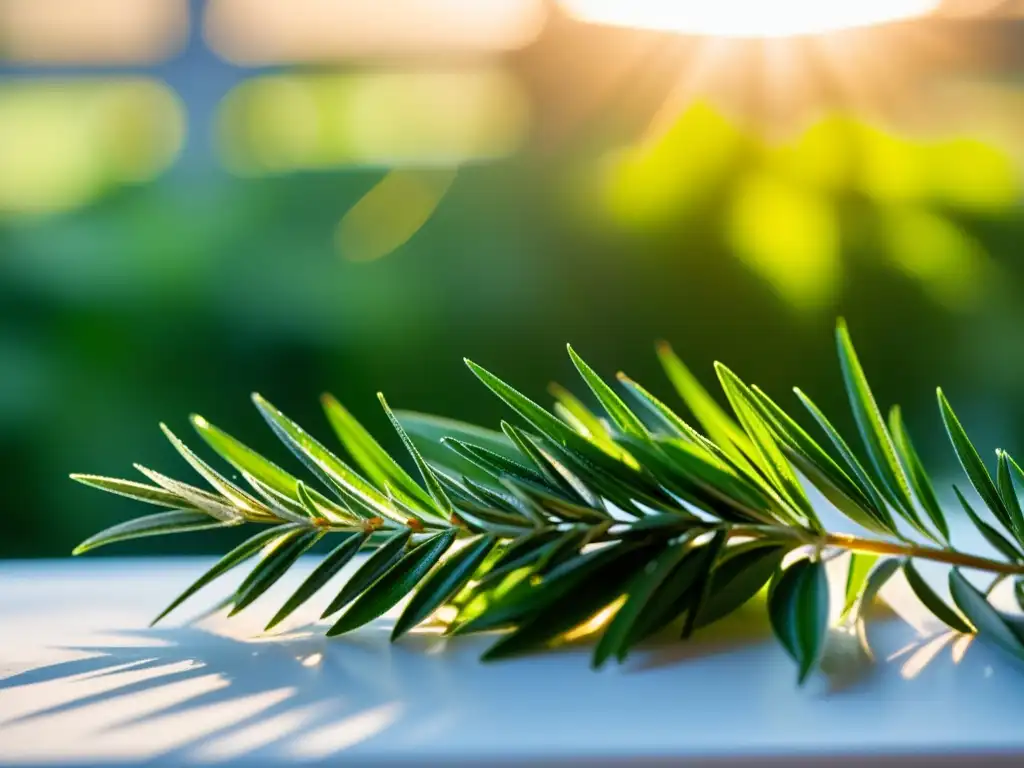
[561,0,940,38]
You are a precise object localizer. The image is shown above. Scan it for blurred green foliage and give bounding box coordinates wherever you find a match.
[3,87,1024,558]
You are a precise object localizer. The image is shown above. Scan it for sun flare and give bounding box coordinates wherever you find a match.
[560,0,941,38]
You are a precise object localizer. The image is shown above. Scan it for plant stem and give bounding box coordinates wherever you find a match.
[729,524,1024,576]
[820,532,1024,575]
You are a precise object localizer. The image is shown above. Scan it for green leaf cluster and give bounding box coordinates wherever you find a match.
[71,320,1024,682]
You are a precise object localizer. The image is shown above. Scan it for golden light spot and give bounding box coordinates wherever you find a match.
[879,208,987,311]
[336,169,457,263]
[434,605,460,625]
[217,70,528,173]
[602,102,745,226]
[727,172,840,313]
[0,79,184,216]
[561,596,625,643]
[899,631,954,680]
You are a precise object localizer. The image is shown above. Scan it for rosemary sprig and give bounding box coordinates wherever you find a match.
[69,320,1024,681]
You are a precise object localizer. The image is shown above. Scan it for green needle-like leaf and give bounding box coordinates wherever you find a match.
[656,342,756,473]
[835,320,919,526]
[902,560,973,633]
[152,523,302,625]
[500,421,585,501]
[480,545,655,661]
[231,528,324,615]
[329,529,456,636]
[73,510,236,555]
[938,389,1014,535]
[467,359,585,450]
[322,393,436,511]
[254,394,410,524]
[996,450,1024,542]
[467,359,659,500]
[396,411,520,463]
[620,537,709,647]
[769,558,830,684]
[160,423,267,517]
[322,528,412,618]
[748,386,872,510]
[567,345,648,438]
[441,438,547,489]
[949,569,1024,662]
[693,541,790,629]
[70,474,187,509]
[392,535,497,640]
[458,540,643,635]
[295,481,325,520]
[680,529,728,638]
[379,393,453,518]
[132,465,241,522]
[617,373,717,449]
[475,529,563,587]
[952,487,1023,563]
[888,406,949,542]
[592,541,689,668]
[715,364,816,527]
[191,414,300,499]
[794,389,895,533]
[266,531,369,630]
[549,382,624,458]
[843,552,879,616]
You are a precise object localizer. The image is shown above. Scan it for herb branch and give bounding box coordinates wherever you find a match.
[70,320,1024,680]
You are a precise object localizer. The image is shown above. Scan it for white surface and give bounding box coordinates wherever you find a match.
[1,556,1023,766]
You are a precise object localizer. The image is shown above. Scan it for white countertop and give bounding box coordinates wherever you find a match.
[1,556,1023,766]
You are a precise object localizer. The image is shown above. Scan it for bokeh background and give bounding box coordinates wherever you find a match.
[2,0,1023,558]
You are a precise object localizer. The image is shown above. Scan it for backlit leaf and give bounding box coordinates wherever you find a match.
[379,393,453,519]
[843,552,879,617]
[567,345,648,438]
[888,406,949,543]
[322,393,436,511]
[938,389,1013,535]
[254,394,410,524]
[835,320,921,530]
